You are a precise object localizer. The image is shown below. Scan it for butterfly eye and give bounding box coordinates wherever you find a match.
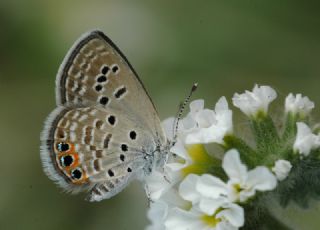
[71,168,83,180]
[60,155,74,167]
[57,142,70,152]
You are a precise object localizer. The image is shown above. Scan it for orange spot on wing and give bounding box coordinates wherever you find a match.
[55,142,89,184]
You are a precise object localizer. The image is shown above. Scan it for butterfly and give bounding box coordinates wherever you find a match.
[40,30,172,202]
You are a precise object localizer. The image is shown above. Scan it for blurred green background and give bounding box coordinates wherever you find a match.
[1,0,320,229]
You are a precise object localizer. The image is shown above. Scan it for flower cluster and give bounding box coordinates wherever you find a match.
[145,85,320,230]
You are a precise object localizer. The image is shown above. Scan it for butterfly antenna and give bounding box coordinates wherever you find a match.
[172,83,198,145]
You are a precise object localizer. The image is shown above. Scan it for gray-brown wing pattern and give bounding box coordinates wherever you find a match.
[40,30,167,201]
[55,30,163,139]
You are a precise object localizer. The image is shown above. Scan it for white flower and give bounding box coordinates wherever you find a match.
[160,118,220,190]
[146,201,168,230]
[272,160,292,181]
[144,167,181,201]
[146,189,189,230]
[285,93,314,116]
[166,139,192,172]
[195,150,277,203]
[160,98,233,177]
[185,97,233,145]
[232,84,277,117]
[293,122,320,156]
[224,149,277,202]
[163,98,232,145]
[165,174,244,230]
[165,204,243,230]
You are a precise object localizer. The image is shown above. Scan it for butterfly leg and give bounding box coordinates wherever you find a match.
[144,183,154,207]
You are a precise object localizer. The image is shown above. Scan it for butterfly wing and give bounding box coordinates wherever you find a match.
[41,30,167,201]
[56,30,165,148]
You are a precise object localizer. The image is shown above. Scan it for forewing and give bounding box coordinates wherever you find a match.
[55,30,165,142]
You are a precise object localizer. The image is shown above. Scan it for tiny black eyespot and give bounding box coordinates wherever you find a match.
[112,65,119,73]
[97,75,107,83]
[57,142,69,152]
[71,168,82,180]
[120,154,125,162]
[108,115,116,125]
[95,85,103,91]
[108,169,114,177]
[121,144,128,152]
[101,65,109,75]
[127,167,132,172]
[114,87,127,99]
[99,96,109,105]
[61,155,73,167]
[129,131,137,140]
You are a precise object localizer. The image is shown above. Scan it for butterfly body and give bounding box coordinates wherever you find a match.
[41,30,168,201]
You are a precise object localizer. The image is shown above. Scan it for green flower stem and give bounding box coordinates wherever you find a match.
[282,112,297,142]
[223,134,257,169]
[251,112,280,155]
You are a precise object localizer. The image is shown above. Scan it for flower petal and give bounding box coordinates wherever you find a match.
[293,122,320,156]
[222,149,247,184]
[185,97,233,145]
[145,169,172,200]
[246,166,277,192]
[171,139,188,158]
[179,174,201,203]
[194,109,216,128]
[272,159,292,181]
[232,84,277,116]
[185,126,224,144]
[146,201,168,230]
[215,96,229,112]
[285,93,314,116]
[216,203,244,227]
[190,99,205,119]
[196,174,228,199]
[199,197,227,216]
[165,208,205,230]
